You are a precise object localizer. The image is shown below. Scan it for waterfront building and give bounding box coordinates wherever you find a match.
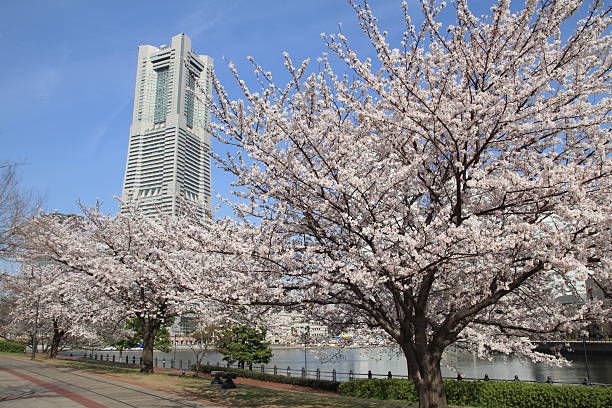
[121,33,213,218]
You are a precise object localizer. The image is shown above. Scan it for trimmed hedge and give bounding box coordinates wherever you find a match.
[193,364,340,392]
[338,378,612,408]
[0,339,26,353]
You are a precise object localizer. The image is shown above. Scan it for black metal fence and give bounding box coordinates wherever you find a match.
[71,352,611,387]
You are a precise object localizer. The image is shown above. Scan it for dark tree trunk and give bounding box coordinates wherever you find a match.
[48,320,65,359]
[140,317,160,373]
[402,344,448,408]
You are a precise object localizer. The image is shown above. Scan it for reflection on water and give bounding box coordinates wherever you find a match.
[65,346,612,384]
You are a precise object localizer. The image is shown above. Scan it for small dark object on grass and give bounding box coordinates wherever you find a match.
[211,371,224,385]
[222,372,237,389]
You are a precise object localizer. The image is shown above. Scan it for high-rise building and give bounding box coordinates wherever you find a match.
[121,33,213,218]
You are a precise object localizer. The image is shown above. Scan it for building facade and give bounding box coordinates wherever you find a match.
[121,33,213,217]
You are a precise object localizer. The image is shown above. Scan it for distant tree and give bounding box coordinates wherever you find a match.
[0,163,40,261]
[188,324,221,373]
[2,262,124,358]
[216,325,273,369]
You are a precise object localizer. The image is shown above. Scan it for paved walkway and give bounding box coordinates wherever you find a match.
[0,354,221,408]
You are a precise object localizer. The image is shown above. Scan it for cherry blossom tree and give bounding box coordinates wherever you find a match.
[3,262,125,358]
[22,206,218,372]
[210,1,611,406]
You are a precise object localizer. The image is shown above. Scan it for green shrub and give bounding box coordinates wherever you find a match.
[193,364,340,392]
[338,378,612,408]
[0,339,26,353]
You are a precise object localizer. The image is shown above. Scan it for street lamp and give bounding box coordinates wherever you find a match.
[303,325,310,373]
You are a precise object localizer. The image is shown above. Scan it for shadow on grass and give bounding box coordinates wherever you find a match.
[183,383,415,408]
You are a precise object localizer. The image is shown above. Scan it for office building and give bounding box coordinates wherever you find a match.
[121,33,213,217]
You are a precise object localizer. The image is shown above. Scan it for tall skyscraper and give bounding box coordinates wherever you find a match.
[121,33,213,217]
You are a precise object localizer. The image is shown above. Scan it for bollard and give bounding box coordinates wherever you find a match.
[332,369,337,382]
[287,366,291,377]
[316,368,320,381]
[387,371,392,379]
[274,365,278,375]
[368,370,372,379]
[484,374,490,381]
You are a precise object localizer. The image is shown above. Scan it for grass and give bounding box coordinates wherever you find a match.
[39,358,417,408]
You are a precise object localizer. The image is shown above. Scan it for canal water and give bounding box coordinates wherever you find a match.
[63,346,612,385]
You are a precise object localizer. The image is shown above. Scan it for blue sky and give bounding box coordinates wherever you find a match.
[0,1,590,216]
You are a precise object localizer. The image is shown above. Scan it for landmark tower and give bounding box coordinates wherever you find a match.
[121,33,213,217]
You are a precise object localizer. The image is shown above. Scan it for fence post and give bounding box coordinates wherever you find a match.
[180,360,182,370]
[332,369,337,382]
[387,371,392,379]
[287,366,291,377]
[112,355,115,362]
[274,365,277,375]
[139,357,142,365]
[316,368,320,381]
[132,356,136,365]
[368,370,372,379]
[171,360,174,369]
[125,356,128,364]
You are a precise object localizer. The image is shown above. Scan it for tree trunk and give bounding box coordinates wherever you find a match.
[403,345,448,408]
[48,321,65,359]
[140,317,160,373]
